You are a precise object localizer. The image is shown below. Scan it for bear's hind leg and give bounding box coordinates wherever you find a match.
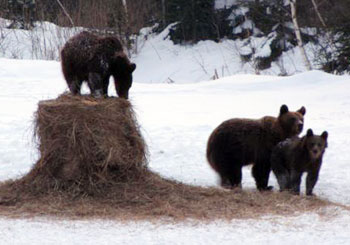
[219,162,243,189]
[215,156,243,189]
[227,165,243,188]
[88,73,104,98]
[68,79,82,95]
[220,176,232,189]
[102,78,109,97]
[276,173,291,192]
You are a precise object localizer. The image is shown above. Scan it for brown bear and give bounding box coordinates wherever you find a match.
[206,104,306,191]
[271,129,328,195]
[60,31,136,99]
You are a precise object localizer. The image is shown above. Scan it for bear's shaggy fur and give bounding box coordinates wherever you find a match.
[61,31,136,99]
[271,129,328,195]
[206,105,306,190]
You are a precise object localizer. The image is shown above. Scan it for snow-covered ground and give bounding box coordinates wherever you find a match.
[1,57,350,244]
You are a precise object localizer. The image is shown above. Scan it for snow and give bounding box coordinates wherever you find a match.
[0,18,80,60]
[1,19,321,81]
[1,57,350,244]
[1,19,350,244]
[215,0,238,9]
[1,212,350,245]
[131,9,329,79]
[132,24,323,83]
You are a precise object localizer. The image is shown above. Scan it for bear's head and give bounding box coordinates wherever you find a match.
[278,104,306,138]
[303,129,328,161]
[112,52,136,99]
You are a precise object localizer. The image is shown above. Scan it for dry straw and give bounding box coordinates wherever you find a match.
[0,94,337,221]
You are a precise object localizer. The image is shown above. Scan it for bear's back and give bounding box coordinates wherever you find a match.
[272,137,300,160]
[61,32,99,78]
[210,118,262,143]
[207,117,275,164]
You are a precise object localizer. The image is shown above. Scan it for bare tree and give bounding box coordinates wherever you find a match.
[121,0,131,55]
[56,0,74,27]
[121,0,128,14]
[310,0,326,27]
[290,0,312,70]
[310,0,336,53]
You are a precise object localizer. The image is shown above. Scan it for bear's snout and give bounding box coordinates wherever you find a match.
[310,148,321,159]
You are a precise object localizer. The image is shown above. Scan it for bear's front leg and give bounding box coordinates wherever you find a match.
[306,170,319,196]
[102,77,110,97]
[88,73,104,98]
[290,170,302,195]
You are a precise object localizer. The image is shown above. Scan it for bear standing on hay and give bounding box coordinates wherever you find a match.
[61,31,136,99]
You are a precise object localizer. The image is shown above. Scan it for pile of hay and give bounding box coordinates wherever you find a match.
[29,94,148,193]
[0,94,336,221]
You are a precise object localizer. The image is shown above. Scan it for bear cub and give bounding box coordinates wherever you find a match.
[271,129,328,195]
[61,31,136,99]
[206,104,305,191]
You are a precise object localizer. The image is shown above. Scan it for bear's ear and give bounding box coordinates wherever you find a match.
[279,104,289,115]
[321,131,328,141]
[306,129,314,137]
[298,106,306,115]
[129,63,136,73]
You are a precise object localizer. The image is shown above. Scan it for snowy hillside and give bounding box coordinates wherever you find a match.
[0,19,80,60]
[0,18,319,81]
[133,26,315,83]
[0,58,350,244]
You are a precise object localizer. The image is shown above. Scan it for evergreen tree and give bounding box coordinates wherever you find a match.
[322,24,350,74]
[311,0,350,74]
[231,0,315,71]
[165,0,230,43]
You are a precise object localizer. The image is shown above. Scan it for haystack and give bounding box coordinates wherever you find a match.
[0,94,336,220]
[26,94,148,193]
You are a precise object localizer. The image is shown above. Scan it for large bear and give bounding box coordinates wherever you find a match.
[271,129,328,195]
[206,105,306,191]
[61,31,136,99]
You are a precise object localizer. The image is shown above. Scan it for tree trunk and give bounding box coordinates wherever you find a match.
[56,0,74,27]
[162,0,166,27]
[121,0,128,26]
[310,0,327,27]
[121,0,131,55]
[290,0,312,71]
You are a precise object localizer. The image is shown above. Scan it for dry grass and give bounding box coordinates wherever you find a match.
[0,94,340,221]
[0,174,335,221]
